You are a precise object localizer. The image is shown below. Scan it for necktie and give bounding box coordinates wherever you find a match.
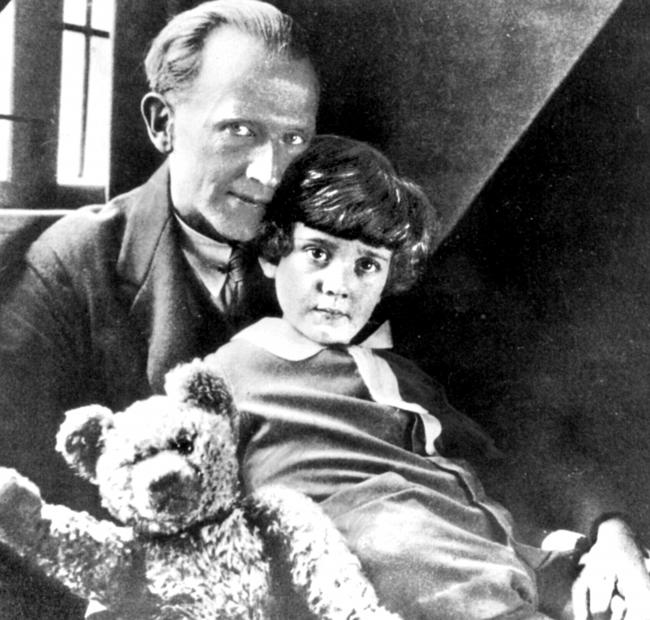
[218,245,247,315]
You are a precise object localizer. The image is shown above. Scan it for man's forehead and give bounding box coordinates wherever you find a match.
[237,67,317,117]
[186,28,318,126]
[197,27,317,94]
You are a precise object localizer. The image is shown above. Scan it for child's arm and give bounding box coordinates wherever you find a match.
[572,516,650,620]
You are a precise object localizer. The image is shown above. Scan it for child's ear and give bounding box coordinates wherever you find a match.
[258,256,277,279]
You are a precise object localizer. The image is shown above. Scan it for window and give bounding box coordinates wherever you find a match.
[58,0,114,186]
[0,1,15,182]
[0,0,114,208]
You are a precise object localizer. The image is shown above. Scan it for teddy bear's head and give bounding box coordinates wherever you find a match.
[55,360,239,536]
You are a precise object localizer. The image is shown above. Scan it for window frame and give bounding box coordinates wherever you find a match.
[0,0,111,210]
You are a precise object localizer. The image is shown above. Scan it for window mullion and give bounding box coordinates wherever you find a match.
[78,0,93,178]
[10,0,64,206]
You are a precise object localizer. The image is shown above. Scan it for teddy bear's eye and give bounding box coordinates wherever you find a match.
[170,430,194,455]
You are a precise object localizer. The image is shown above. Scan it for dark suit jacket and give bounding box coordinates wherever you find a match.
[0,163,277,513]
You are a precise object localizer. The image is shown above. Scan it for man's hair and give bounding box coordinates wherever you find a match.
[257,135,441,296]
[144,0,314,100]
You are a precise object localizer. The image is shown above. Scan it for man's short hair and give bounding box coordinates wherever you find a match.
[257,135,442,296]
[144,0,314,100]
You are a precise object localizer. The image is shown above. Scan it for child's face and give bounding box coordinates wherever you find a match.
[260,223,392,345]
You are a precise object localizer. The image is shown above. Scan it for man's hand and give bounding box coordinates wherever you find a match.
[572,517,650,620]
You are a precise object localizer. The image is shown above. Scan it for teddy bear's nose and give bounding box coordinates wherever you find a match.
[149,471,181,495]
[148,471,197,514]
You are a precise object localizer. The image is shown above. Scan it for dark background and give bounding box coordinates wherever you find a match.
[103,0,650,539]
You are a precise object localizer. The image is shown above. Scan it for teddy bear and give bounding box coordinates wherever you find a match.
[0,359,400,620]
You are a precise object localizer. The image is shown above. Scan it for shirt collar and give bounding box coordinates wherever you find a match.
[173,210,233,271]
[233,317,393,361]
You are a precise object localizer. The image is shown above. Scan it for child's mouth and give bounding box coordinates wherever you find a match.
[314,307,348,319]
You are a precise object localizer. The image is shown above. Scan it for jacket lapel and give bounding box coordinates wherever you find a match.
[117,163,228,392]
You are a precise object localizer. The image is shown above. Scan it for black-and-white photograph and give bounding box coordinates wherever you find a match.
[1,1,650,618]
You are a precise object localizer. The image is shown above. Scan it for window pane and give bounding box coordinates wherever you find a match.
[0,0,15,114]
[63,0,86,26]
[83,35,112,185]
[0,1,15,181]
[0,119,13,182]
[91,0,114,32]
[57,30,85,184]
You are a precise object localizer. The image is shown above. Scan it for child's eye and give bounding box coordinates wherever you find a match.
[357,258,381,274]
[306,247,329,263]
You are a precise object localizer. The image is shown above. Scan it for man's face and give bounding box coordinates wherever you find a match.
[166,27,318,242]
[261,223,392,345]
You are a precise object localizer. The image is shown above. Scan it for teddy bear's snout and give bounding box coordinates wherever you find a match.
[148,469,200,515]
[130,452,203,519]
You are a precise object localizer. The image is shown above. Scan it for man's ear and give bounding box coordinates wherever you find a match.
[141,92,174,154]
[258,256,277,279]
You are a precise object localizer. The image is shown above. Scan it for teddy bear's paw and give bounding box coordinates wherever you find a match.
[246,486,404,619]
[0,467,43,546]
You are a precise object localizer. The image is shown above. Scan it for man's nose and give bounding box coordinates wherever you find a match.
[245,141,282,188]
[320,263,350,298]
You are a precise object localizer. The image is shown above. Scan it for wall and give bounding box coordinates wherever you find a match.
[406,0,650,538]
[108,2,168,197]
[274,0,621,235]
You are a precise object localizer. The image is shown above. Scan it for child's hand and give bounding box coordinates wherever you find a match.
[572,517,650,620]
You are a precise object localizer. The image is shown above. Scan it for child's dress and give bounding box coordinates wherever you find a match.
[205,317,572,620]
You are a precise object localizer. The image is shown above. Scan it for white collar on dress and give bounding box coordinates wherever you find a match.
[232,317,393,361]
[232,317,440,454]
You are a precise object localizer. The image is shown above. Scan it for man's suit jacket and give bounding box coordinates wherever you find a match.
[0,163,277,513]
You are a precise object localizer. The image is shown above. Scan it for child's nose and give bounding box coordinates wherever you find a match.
[320,264,350,298]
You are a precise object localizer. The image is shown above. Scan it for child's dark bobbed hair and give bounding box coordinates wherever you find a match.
[258,135,441,295]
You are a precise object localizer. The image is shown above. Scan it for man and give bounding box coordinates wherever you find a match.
[0,0,318,517]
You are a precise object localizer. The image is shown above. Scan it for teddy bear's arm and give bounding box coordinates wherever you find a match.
[247,485,402,620]
[39,503,148,604]
[0,468,154,616]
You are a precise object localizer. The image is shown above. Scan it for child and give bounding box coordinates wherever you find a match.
[204,135,649,619]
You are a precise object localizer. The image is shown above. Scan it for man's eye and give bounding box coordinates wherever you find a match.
[225,123,254,138]
[284,132,307,146]
[357,258,380,273]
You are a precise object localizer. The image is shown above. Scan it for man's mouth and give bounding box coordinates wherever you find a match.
[228,191,268,208]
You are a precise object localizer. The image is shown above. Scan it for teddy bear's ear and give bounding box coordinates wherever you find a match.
[165,359,234,414]
[55,405,114,482]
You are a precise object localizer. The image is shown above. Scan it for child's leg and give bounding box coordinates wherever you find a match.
[321,471,546,620]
